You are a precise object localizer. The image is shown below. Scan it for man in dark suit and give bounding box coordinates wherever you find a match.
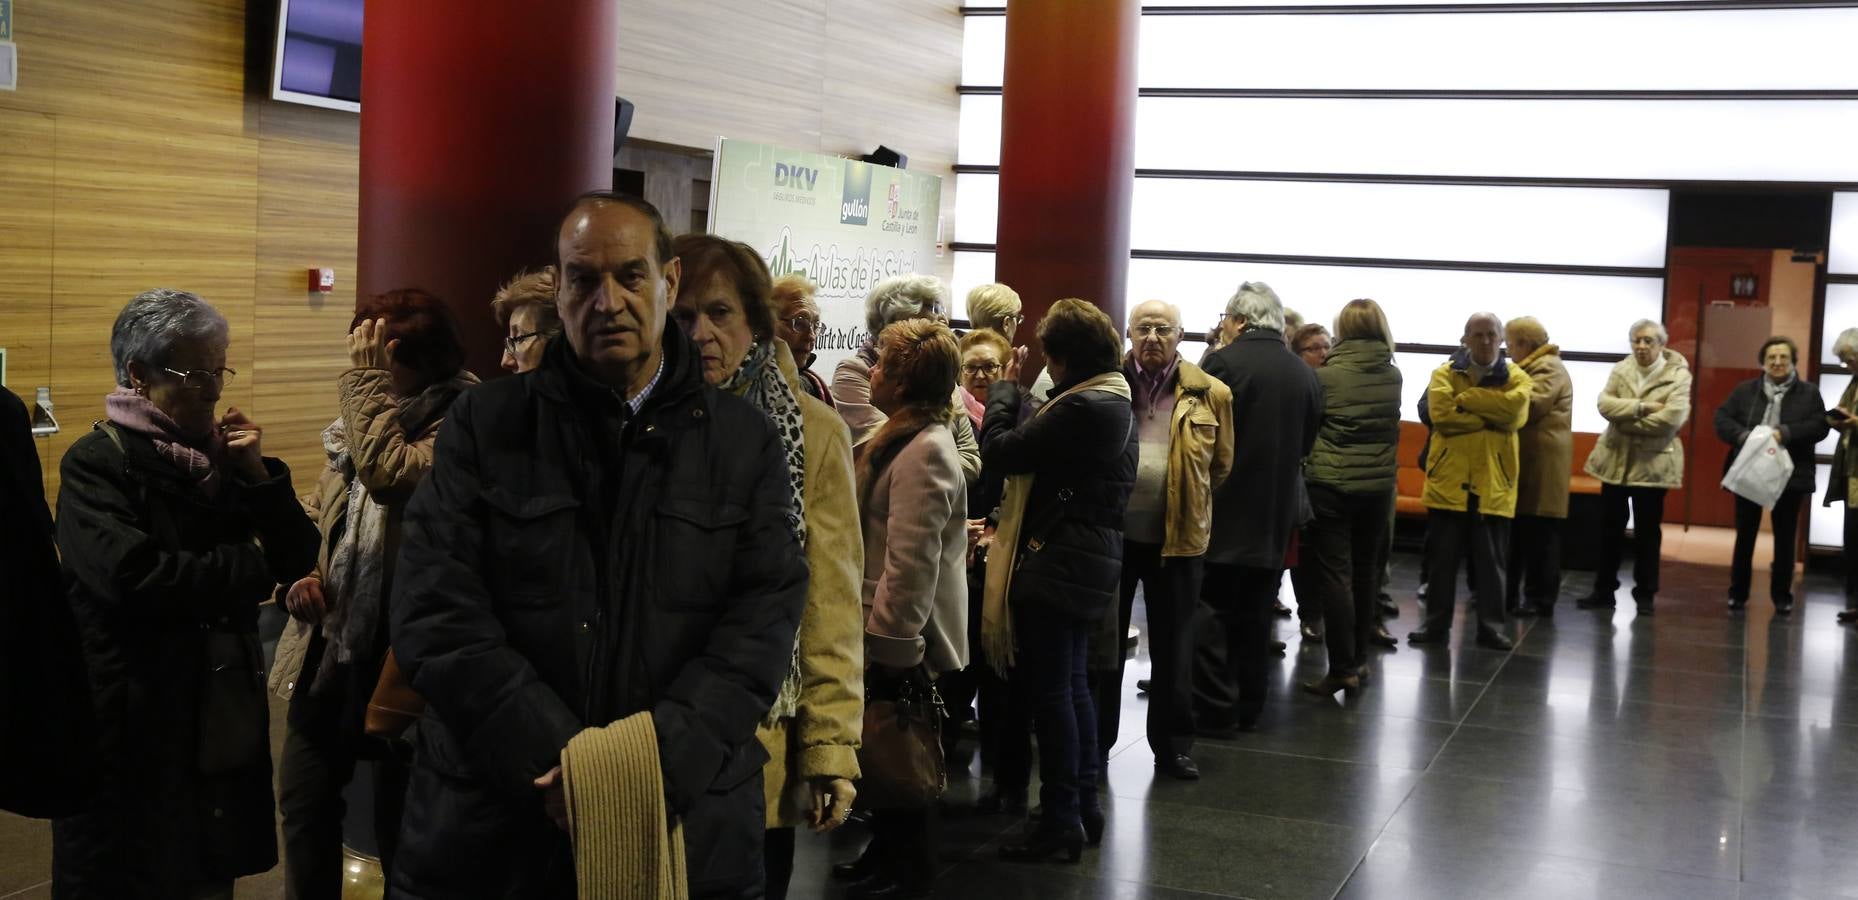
[1195,283,1322,733]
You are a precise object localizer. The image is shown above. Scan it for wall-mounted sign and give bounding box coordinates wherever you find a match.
[708,138,943,373]
[1730,274,1759,298]
[0,0,13,41]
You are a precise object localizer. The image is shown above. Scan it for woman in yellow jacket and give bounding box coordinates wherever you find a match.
[670,234,865,900]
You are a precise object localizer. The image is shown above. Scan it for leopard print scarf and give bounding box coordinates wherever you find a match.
[721,340,807,721]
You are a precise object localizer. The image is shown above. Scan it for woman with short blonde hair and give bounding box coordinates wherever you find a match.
[966,282,1024,341]
[844,318,968,897]
[490,267,560,374]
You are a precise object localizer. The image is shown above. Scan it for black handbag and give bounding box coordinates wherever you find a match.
[856,665,946,809]
[196,629,270,775]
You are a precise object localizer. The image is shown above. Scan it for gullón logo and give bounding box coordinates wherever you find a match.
[840,161,872,226]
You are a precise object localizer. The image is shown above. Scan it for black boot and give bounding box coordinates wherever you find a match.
[999,822,1086,863]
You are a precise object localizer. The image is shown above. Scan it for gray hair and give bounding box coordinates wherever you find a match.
[1834,327,1858,360]
[1629,318,1669,345]
[110,289,229,387]
[1224,281,1286,333]
[864,273,948,336]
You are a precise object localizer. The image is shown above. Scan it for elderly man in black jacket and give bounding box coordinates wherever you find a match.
[1196,282,1321,733]
[389,192,808,899]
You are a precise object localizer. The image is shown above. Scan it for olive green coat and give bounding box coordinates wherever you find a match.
[1305,339,1403,495]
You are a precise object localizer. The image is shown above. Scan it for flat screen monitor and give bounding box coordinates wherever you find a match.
[270,0,362,112]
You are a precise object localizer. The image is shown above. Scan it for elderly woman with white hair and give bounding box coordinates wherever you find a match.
[52,289,320,896]
[1827,328,1858,624]
[1578,318,1692,617]
[832,273,981,481]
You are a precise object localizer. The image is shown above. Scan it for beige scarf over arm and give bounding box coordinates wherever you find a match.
[562,712,688,900]
[981,372,1132,673]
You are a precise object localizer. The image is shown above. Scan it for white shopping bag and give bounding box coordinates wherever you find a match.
[1721,425,1794,509]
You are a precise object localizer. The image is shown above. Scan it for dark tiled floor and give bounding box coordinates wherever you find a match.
[7,550,1858,899]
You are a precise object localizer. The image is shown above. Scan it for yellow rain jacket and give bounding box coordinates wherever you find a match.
[1422,352,1532,518]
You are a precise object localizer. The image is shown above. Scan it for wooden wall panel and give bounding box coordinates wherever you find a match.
[614,0,830,154]
[0,110,56,486]
[2,0,248,134]
[44,121,260,492]
[254,135,360,483]
[821,0,963,270]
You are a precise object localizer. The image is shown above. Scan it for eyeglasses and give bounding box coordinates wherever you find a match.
[1133,325,1179,339]
[962,362,1002,376]
[784,316,818,335]
[161,366,235,390]
[504,332,541,354]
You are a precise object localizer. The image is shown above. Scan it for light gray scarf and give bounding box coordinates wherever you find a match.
[314,372,473,692]
[1763,372,1796,428]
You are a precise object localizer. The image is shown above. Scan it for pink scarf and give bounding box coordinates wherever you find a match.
[959,385,984,430]
[105,389,225,498]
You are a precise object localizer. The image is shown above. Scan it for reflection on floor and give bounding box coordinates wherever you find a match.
[3,547,1855,899]
[788,549,1858,900]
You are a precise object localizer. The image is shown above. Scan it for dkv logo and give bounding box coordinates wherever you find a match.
[774,162,819,192]
[840,161,872,226]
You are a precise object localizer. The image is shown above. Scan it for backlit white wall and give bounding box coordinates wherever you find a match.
[958,2,1858,547]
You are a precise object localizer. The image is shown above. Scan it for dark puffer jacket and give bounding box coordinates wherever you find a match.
[982,374,1138,626]
[53,423,318,896]
[1306,339,1403,495]
[0,387,94,819]
[1713,375,1829,494]
[388,329,807,899]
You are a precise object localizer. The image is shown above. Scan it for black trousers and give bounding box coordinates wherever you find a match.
[1505,513,1564,609]
[1007,612,1100,828]
[867,806,939,884]
[1101,542,1201,761]
[1843,506,1858,606]
[1304,484,1393,675]
[278,724,409,899]
[1197,563,1282,729]
[764,827,794,900]
[1593,484,1667,603]
[1422,496,1510,635]
[1290,562,1322,624]
[1731,489,1809,604]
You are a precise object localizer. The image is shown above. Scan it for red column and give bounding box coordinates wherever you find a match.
[359,1,619,376]
[994,0,1140,377]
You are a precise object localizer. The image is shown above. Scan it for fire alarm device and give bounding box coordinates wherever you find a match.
[309,268,336,293]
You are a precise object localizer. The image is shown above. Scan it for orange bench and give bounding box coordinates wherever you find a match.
[1395,421,1601,518]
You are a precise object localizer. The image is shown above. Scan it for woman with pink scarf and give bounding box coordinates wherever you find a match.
[52,289,319,898]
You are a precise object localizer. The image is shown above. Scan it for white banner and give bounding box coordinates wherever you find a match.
[708,138,943,373]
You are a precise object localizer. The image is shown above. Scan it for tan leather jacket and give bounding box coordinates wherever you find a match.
[1158,361,1235,557]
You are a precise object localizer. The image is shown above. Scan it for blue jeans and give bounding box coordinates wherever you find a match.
[1009,612,1100,829]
